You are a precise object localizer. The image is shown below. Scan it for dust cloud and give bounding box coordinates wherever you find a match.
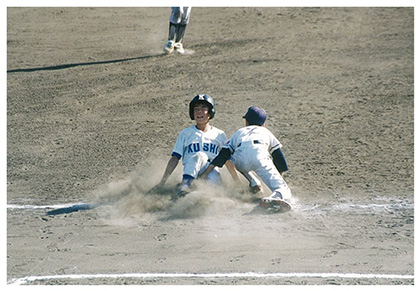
[92,159,260,221]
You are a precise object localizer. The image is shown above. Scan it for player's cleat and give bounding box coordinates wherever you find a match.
[174,42,185,54]
[260,192,291,212]
[163,40,175,54]
[260,198,291,212]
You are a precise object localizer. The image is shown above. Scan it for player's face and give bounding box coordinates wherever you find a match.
[193,104,210,124]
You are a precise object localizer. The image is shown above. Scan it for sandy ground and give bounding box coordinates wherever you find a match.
[6,7,414,285]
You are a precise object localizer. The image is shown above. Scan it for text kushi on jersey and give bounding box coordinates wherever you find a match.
[186,142,219,154]
[172,126,229,165]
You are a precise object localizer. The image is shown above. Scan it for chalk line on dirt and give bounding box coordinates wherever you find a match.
[8,272,414,285]
[7,201,414,213]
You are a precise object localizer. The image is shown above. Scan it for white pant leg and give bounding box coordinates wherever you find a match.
[231,149,261,188]
[183,151,208,178]
[255,159,292,200]
[234,146,291,200]
[202,168,221,185]
[170,7,191,24]
[239,171,262,188]
[183,152,221,184]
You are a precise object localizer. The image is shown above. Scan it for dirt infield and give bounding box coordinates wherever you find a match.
[7,7,414,285]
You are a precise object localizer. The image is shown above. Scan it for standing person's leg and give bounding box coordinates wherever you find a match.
[173,7,191,54]
[163,7,181,54]
[163,7,191,54]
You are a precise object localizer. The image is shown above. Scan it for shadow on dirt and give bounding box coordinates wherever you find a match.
[45,203,100,215]
[7,53,165,73]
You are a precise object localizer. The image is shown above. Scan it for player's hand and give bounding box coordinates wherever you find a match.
[147,182,165,194]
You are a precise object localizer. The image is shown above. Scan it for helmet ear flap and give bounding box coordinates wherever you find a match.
[189,108,195,120]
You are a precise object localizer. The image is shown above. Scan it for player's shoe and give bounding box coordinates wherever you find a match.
[163,40,175,54]
[260,192,291,212]
[174,42,185,54]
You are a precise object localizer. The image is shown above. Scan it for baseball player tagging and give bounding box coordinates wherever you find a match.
[201,106,292,209]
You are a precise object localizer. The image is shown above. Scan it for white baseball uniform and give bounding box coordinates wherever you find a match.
[226,125,292,200]
[170,7,191,25]
[172,125,227,184]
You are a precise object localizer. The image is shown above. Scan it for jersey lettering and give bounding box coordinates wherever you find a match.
[209,143,218,154]
[187,144,194,153]
[186,142,219,154]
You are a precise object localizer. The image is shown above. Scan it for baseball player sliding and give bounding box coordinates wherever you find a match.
[201,106,292,210]
[163,7,191,54]
[154,94,241,200]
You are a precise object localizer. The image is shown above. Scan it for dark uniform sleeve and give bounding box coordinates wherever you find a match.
[272,148,288,173]
[211,147,232,167]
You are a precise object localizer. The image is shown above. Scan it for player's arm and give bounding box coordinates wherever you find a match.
[159,154,180,185]
[225,160,241,182]
[200,164,216,180]
[157,130,184,187]
[200,147,232,180]
[272,148,288,175]
[148,155,180,193]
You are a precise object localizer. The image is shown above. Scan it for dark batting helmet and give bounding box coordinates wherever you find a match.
[189,94,215,120]
[243,106,267,126]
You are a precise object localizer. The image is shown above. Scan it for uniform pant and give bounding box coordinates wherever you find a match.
[170,7,191,25]
[183,152,221,184]
[168,7,191,44]
[231,145,292,200]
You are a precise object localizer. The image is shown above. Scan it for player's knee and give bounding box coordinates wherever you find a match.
[192,151,209,163]
[206,170,222,185]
